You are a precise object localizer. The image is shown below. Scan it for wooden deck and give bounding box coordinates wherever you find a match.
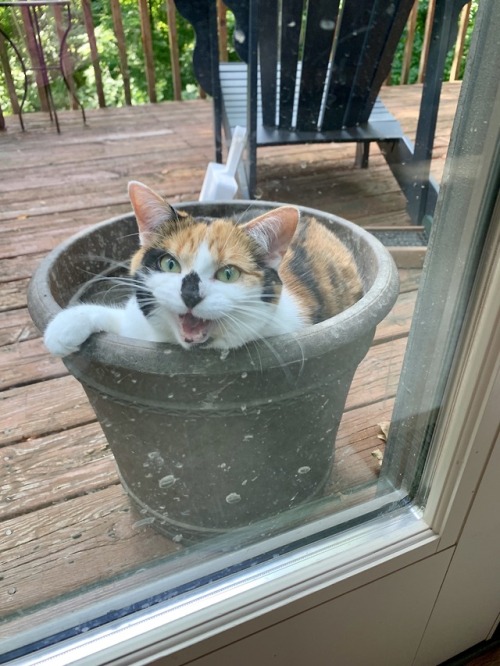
[0,83,460,637]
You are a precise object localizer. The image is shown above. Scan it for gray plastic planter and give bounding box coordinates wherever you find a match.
[28,201,399,543]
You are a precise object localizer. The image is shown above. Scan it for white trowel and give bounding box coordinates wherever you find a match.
[199,126,247,201]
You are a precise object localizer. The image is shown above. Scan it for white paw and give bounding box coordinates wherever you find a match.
[44,308,96,357]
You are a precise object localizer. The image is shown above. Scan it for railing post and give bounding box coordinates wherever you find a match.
[51,2,78,110]
[165,0,181,101]
[81,0,106,107]
[449,1,471,81]
[19,3,50,112]
[138,0,157,103]
[417,0,436,83]
[110,0,132,105]
[0,32,21,115]
[217,0,228,62]
[401,0,419,84]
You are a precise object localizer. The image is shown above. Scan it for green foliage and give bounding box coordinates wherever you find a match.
[390,0,479,85]
[0,0,478,115]
[0,0,197,114]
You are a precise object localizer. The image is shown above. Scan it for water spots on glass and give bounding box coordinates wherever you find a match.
[241,371,248,379]
[148,451,164,466]
[158,474,177,489]
[225,492,242,504]
[172,534,183,543]
[133,517,155,529]
[319,19,335,31]
[243,434,254,441]
[234,29,245,44]
[240,404,247,412]
[298,466,311,475]
[220,349,230,361]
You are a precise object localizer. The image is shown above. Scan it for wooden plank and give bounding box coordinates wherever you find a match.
[0,375,96,447]
[0,278,30,312]
[138,0,157,103]
[374,289,418,343]
[0,253,45,283]
[388,246,426,269]
[81,0,106,108]
[0,422,114,520]
[0,309,39,347]
[398,267,422,293]
[110,0,132,105]
[304,397,395,497]
[0,337,67,391]
[0,485,177,618]
[345,335,407,411]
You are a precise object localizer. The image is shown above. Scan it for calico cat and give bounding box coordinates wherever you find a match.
[44,181,363,357]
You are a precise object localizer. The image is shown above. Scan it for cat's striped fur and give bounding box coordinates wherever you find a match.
[44,182,362,357]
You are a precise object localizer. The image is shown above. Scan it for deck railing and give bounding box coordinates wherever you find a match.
[0,0,474,121]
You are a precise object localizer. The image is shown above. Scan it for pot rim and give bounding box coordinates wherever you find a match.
[28,200,399,375]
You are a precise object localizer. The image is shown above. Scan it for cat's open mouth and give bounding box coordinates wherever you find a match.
[178,313,213,345]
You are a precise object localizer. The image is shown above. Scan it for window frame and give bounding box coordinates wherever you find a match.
[4,3,499,665]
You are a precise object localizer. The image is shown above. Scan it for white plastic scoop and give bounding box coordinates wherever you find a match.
[199,126,247,201]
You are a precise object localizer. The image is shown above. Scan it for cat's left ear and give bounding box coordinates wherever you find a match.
[128,181,178,246]
[243,206,299,270]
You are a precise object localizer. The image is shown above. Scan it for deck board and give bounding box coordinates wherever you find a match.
[0,83,459,632]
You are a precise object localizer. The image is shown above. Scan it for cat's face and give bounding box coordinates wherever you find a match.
[128,182,299,349]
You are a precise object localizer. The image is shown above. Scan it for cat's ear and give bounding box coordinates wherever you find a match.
[243,206,299,269]
[128,181,178,246]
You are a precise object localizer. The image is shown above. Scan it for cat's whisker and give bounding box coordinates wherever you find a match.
[221,306,306,378]
[220,312,299,383]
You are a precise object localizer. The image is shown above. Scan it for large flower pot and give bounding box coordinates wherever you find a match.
[28,202,399,543]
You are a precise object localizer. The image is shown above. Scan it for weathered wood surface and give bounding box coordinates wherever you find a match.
[0,86,459,629]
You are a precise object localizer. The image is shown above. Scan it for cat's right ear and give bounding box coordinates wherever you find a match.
[128,181,178,246]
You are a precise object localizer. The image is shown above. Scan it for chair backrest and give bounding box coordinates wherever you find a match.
[174,0,415,132]
[241,0,415,132]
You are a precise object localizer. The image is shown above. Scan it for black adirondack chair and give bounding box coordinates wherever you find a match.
[174,0,468,228]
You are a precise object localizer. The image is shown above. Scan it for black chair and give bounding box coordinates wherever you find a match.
[174,0,467,227]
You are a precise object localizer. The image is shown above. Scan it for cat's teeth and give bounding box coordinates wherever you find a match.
[178,313,213,345]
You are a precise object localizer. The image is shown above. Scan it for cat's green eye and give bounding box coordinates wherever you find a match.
[216,265,241,283]
[159,254,181,273]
